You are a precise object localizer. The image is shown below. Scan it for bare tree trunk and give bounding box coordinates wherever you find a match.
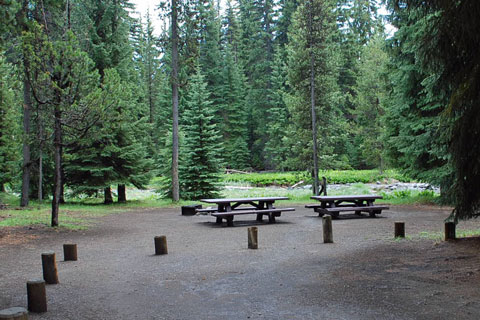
[38,116,43,201]
[118,184,126,203]
[20,76,32,207]
[171,0,180,202]
[308,3,319,196]
[51,107,62,227]
[104,187,113,204]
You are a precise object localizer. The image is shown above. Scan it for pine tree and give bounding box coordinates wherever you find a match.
[238,0,275,168]
[285,0,344,176]
[68,0,153,203]
[180,66,222,200]
[0,54,20,192]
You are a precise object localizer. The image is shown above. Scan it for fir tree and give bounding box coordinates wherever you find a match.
[180,66,222,200]
[0,54,20,192]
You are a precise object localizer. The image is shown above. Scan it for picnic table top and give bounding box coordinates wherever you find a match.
[310,194,382,201]
[200,196,289,204]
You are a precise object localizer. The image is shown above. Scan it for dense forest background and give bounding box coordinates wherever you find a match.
[0,0,479,222]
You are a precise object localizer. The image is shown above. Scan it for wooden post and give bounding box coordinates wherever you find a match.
[27,280,47,313]
[41,252,58,284]
[154,236,168,255]
[248,227,258,249]
[394,221,405,238]
[444,222,456,241]
[63,244,77,261]
[322,215,333,243]
[0,307,28,320]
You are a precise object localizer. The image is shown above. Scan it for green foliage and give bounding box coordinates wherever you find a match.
[0,54,20,190]
[179,67,223,200]
[222,169,411,186]
[384,2,453,200]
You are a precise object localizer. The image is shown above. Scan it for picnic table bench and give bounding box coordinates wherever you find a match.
[199,197,295,227]
[306,195,389,218]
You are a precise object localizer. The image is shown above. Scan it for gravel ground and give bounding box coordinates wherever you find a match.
[1,205,480,320]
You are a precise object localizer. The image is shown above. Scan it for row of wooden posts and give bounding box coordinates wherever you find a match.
[1,220,457,319]
[393,221,457,240]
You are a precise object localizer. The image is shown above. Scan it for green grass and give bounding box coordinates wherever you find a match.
[222,169,411,187]
[0,192,197,230]
[419,228,480,241]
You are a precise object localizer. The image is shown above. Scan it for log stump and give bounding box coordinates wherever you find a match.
[322,215,333,243]
[41,252,58,284]
[394,221,405,238]
[154,236,168,255]
[27,280,47,313]
[63,244,78,261]
[444,222,456,241]
[0,307,28,320]
[248,227,258,249]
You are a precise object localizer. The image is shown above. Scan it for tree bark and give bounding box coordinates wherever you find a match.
[308,3,319,196]
[41,252,59,284]
[38,115,44,201]
[118,184,126,203]
[20,76,32,207]
[104,186,113,204]
[171,0,180,202]
[51,107,62,227]
[27,280,47,313]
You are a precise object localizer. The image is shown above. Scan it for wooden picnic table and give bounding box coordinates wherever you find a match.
[306,194,388,218]
[199,197,294,227]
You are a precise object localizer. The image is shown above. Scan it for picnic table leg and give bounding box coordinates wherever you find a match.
[256,214,263,222]
[226,216,234,227]
[216,217,222,224]
[268,213,276,223]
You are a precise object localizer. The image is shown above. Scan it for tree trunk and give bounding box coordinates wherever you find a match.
[59,165,65,204]
[171,0,180,202]
[38,149,43,201]
[104,187,113,204]
[38,117,43,201]
[20,76,32,207]
[309,4,319,196]
[51,107,62,227]
[118,184,126,203]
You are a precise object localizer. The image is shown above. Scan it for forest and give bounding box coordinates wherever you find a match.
[0,0,479,225]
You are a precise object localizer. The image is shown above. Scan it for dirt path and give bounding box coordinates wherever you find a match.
[1,205,480,319]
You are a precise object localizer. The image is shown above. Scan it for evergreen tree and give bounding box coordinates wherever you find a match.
[219,44,249,169]
[180,66,222,200]
[69,0,153,203]
[238,0,275,168]
[285,0,344,174]
[383,3,451,193]
[0,54,20,192]
[353,34,388,170]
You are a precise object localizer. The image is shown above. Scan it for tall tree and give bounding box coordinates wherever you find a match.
[171,0,180,201]
[285,0,343,180]
[0,54,20,193]
[388,0,480,220]
[180,66,222,199]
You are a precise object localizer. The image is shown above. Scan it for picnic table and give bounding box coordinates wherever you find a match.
[305,195,389,218]
[199,197,295,227]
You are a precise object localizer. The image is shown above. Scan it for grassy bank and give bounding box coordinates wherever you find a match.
[222,169,410,186]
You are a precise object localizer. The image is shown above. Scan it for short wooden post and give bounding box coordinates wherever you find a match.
[63,244,78,261]
[248,227,258,249]
[0,307,28,320]
[322,215,333,243]
[27,280,47,313]
[154,236,168,255]
[444,222,456,241]
[41,252,58,284]
[394,222,405,238]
